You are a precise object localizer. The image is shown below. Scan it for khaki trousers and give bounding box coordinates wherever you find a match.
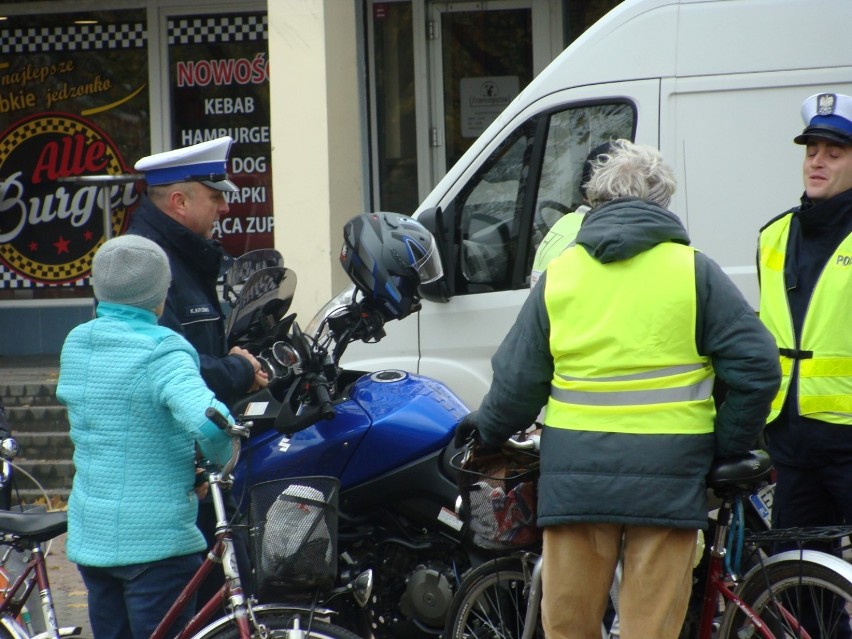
[541,523,696,639]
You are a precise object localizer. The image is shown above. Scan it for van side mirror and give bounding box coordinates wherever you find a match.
[418,206,454,303]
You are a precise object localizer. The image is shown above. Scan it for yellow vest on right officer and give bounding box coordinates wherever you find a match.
[543,241,716,435]
[759,213,852,425]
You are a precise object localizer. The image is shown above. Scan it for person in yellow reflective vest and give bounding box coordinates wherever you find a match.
[758,94,852,567]
[530,142,614,289]
[455,140,780,639]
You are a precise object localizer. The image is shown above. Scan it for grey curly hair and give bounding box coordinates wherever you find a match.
[583,139,676,209]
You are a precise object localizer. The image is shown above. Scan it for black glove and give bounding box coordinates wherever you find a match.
[454,413,481,448]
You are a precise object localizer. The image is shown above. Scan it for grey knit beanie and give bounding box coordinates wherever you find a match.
[92,235,171,310]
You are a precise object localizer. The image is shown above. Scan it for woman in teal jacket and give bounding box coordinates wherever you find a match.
[57,235,232,639]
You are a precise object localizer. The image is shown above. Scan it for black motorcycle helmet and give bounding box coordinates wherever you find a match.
[340,212,443,320]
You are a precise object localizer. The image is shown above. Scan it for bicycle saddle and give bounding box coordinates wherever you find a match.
[0,510,68,542]
[707,450,773,490]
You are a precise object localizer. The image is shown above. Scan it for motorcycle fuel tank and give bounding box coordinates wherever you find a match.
[341,370,468,487]
[234,370,468,496]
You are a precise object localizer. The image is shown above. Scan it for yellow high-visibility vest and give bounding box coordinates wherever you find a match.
[758,214,852,424]
[543,242,715,434]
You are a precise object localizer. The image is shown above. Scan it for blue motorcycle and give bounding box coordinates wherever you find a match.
[227,213,478,639]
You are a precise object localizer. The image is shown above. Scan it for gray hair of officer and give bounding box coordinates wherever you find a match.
[584,139,676,209]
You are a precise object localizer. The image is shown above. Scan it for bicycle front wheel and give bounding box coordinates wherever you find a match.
[444,556,542,639]
[197,608,363,639]
[718,557,852,638]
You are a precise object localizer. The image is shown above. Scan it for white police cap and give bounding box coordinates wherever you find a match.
[134,136,238,192]
[794,93,852,146]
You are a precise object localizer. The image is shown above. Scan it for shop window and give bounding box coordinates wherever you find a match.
[0,9,148,300]
[166,11,271,258]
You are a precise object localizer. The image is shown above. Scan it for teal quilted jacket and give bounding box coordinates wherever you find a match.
[57,302,232,567]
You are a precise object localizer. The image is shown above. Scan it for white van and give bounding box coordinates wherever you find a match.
[335,0,852,409]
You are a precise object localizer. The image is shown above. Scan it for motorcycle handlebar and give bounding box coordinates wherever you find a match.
[313,375,336,421]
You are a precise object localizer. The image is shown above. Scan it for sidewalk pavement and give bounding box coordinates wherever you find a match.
[44,532,91,636]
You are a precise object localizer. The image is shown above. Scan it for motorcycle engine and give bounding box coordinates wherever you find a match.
[398,563,456,628]
[341,534,467,639]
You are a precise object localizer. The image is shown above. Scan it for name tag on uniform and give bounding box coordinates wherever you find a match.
[182,304,218,324]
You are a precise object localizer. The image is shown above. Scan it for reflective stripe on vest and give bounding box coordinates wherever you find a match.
[543,242,715,435]
[759,214,852,424]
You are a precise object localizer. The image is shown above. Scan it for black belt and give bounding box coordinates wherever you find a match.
[779,347,813,359]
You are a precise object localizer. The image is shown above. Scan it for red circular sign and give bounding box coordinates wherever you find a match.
[0,113,137,283]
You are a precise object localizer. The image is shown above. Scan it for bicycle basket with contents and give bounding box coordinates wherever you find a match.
[453,433,541,551]
[248,475,339,595]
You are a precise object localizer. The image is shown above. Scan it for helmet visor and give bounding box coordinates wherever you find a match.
[414,241,443,284]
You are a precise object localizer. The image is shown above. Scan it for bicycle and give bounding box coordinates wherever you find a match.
[0,435,82,639]
[0,411,371,639]
[444,449,852,639]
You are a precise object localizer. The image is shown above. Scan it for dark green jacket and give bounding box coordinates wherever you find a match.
[474,198,780,529]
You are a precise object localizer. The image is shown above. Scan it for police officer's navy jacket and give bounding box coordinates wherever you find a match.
[759,187,852,466]
[474,198,780,529]
[127,196,254,405]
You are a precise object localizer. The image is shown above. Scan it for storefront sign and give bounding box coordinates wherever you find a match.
[0,10,149,290]
[0,114,136,284]
[168,12,273,259]
[460,76,519,138]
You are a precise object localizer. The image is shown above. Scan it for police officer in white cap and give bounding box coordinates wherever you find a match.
[757,93,852,636]
[128,136,267,402]
[127,137,265,605]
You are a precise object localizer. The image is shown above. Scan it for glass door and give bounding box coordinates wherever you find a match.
[429,1,536,178]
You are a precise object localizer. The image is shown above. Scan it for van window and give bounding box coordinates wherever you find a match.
[458,121,536,292]
[454,102,635,294]
[532,103,635,249]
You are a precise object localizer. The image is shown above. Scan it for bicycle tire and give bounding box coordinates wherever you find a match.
[0,620,14,639]
[444,556,543,639]
[197,609,363,639]
[717,557,852,638]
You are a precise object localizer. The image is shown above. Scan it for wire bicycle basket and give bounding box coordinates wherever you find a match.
[452,443,541,551]
[248,476,340,595]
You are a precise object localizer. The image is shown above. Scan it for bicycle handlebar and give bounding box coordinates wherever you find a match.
[205,407,230,430]
[204,408,252,478]
[504,435,539,452]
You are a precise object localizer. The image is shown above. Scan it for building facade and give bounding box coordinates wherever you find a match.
[0,0,617,355]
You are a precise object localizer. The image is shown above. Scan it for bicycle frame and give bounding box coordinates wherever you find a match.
[150,431,254,639]
[0,513,80,639]
[699,497,775,639]
[519,478,833,639]
[150,415,348,639]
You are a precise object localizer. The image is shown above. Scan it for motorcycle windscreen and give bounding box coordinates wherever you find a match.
[225,249,286,297]
[225,266,296,345]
